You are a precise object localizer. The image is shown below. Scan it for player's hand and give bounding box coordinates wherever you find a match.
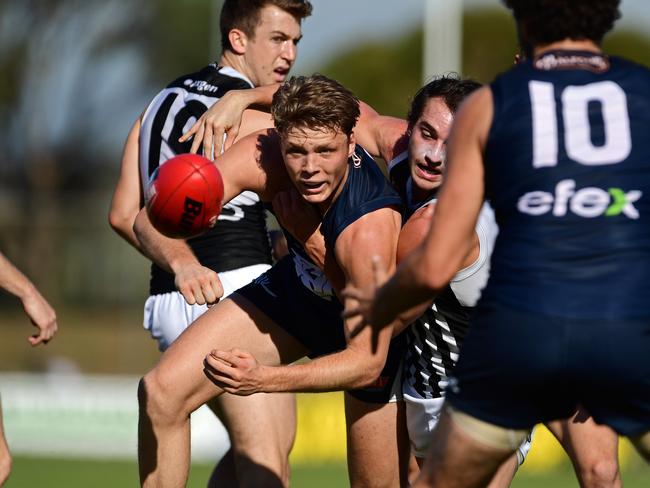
[341,255,392,344]
[174,263,223,306]
[203,348,265,395]
[179,90,249,159]
[272,188,320,243]
[21,288,58,346]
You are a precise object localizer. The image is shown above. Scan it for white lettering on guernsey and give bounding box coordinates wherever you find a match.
[183,79,219,94]
[529,81,632,167]
[518,179,642,219]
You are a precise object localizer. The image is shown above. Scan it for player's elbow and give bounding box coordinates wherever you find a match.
[351,354,387,390]
[108,208,130,235]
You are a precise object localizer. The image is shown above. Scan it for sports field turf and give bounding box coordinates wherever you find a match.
[4,456,649,487]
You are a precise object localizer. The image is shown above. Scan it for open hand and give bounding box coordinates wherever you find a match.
[179,90,249,159]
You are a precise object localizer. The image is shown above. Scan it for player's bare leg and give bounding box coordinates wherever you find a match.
[547,408,621,488]
[210,392,296,487]
[345,394,410,487]
[138,296,306,488]
[0,398,12,487]
[413,407,525,488]
[411,436,520,488]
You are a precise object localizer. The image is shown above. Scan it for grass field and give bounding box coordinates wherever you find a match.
[4,456,649,487]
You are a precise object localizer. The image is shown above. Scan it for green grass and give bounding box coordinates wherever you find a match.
[4,456,649,487]
[4,457,349,487]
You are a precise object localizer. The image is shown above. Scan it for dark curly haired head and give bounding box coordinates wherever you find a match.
[503,0,621,58]
[407,74,482,128]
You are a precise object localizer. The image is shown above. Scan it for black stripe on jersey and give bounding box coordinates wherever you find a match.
[148,92,178,177]
[405,284,472,398]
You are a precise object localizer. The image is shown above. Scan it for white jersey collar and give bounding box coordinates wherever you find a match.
[217,65,254,88]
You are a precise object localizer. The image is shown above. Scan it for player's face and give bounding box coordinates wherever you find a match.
[408,97,453,196]
[281,127,355,212]
[244,5,302,86]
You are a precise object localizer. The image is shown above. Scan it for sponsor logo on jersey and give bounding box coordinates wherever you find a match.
[534,52,609,73]
[183,78,219,94]
[517,179,641,219]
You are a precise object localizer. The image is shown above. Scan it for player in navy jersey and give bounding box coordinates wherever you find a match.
[108,1,312,486]
[342,1,650,486]
[134,75,407,487]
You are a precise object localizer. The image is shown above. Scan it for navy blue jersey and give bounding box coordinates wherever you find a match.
[482,51,650,320]
[281,145,402,301]
[140,64,273,295]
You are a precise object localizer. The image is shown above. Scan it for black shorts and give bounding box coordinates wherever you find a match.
[446,302,650,437]
[236,256,404,403]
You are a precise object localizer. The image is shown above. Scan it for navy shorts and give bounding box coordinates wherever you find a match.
[236,255,405,404]
[446,302,650,437]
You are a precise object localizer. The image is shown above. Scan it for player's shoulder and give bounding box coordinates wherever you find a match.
[166,64,252,95]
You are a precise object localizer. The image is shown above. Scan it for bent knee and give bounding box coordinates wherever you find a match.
[138,372,190,424]
[578,458,620,487]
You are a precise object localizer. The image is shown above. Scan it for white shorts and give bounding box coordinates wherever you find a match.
[143,263,271,351]
[403,382,534,462]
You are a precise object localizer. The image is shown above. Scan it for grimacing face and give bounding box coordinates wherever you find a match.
[243,5,303,86]
[407,97,454,200]
[281,127,355,213]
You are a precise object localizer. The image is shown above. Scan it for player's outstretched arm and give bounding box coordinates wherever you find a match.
[180,84,280,157]
[204,207,402,394]
[355,102,409,162]
[133,129,286,306]
[109,116,145,252]
[342,87,492,334]
[0,251,57,346]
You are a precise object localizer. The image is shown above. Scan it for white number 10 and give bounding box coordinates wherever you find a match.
[529,80,631,167]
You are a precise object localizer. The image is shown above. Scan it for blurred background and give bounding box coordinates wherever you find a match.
[0,0,648,486]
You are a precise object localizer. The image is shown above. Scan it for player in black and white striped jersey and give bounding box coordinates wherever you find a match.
[109,1,312,486]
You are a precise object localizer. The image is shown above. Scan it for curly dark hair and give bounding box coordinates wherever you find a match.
[407,74,482,127]
[271,74,360,138]
[220,0,313,52]
[503,0,621,56]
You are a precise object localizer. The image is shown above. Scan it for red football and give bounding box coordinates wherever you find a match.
[145,154,224,239]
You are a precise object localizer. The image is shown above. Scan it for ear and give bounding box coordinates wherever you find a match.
[347,132,356,156]
[228,29,248,55]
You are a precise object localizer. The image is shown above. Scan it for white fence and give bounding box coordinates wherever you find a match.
[0,372,230,462]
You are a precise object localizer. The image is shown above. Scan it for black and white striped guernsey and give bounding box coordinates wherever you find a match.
[389,152,498,399]
[139,64,273,295]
